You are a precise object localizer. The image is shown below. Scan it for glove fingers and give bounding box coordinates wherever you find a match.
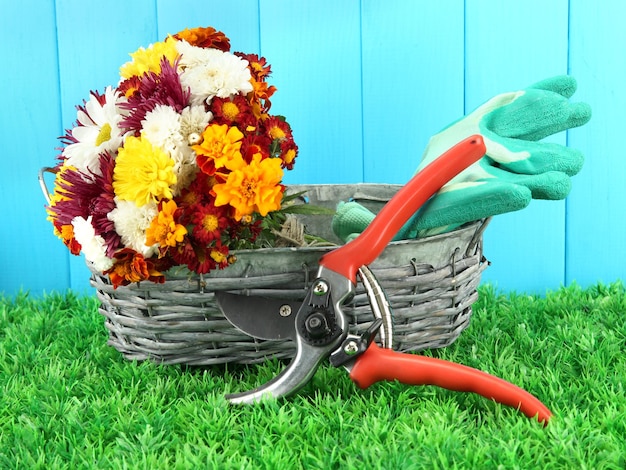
[487,138,584,176]
[487,165,573,200]
[484,90,567,139]
[517,101,592,141]
[405,181,532,235]
[527,75,578,99]
[485,88,588,141]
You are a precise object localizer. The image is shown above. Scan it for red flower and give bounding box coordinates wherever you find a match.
[117,76,142,99]
[192,244,215,274]
[241,134,272,163]
[211,95,255,128]
[264,116,292,143]
[176,172,219,224]
[191,203,229,244]
[279,140,299,170]
[178,184,204,214]
[170,236,197,268]
[152,254,176,274]
[209,241,231,270]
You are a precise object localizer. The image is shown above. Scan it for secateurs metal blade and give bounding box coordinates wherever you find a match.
[215,135,552,424]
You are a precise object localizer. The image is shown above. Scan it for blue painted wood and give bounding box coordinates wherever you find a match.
[156,0,261,54]
[2,1,624,295]
[260,0,364,185]
[361,0,465,184]
[1,0,69,295]
[464,0,571,292]
[567,0,626,286]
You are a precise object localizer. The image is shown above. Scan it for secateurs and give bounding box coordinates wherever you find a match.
[215,135,552,424]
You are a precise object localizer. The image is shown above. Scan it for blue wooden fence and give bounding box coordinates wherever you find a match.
[2,0,624,296]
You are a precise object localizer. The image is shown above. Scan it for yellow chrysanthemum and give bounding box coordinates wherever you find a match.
[193,124,245,174]
[213,154,284,220]
[145,200,187,248]
[120,36,179,79]
[113,135,177,206]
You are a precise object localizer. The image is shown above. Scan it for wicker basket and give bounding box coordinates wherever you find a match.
[90,184,490,365]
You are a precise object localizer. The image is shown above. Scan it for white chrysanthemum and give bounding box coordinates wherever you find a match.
[63,86,126,175]
[176,40,214,68]
[160,104,211,195]
[173,162,199,195]
[179,104,212,160]
[71,216,114,271]
[180,105,213,143]
[141,105,184,159]
[107,198,158,257]
[177,42,253,105]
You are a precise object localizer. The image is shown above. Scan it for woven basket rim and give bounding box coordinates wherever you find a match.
[148,219,489,282]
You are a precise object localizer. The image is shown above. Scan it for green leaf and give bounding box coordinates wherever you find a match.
[281,204,336,216]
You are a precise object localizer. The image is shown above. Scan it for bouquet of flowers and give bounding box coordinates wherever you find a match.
[46,26,299,288]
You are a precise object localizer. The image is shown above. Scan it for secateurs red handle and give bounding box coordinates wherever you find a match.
[349,342,552,425]
[219,134,553,425]
[320,135,487,283]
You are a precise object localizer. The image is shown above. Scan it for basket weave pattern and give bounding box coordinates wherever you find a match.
[90,185,489,365]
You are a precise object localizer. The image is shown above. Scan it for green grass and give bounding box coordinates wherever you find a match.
[1,283,625,469]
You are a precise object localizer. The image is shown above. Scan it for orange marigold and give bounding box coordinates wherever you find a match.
[193,124,245,175]
[213,153,284,220]
[172,26,230,51]
[105,248,164,288]
[55,222,82,255]
[145,200,187,249]
[235,53,272,81]
[248,79,276,118]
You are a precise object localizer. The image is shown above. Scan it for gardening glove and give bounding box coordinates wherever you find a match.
[333,75,591,241]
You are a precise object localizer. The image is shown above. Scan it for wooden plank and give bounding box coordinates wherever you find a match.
[55,0,159,292]
[465,0,570,293]
[567,1,626,286]
[259,0,363,184]
[156,0,261,53]
[5,1,619,295]
[56,0,159,118]
[1,0,69,294]
[361,0,465,184]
